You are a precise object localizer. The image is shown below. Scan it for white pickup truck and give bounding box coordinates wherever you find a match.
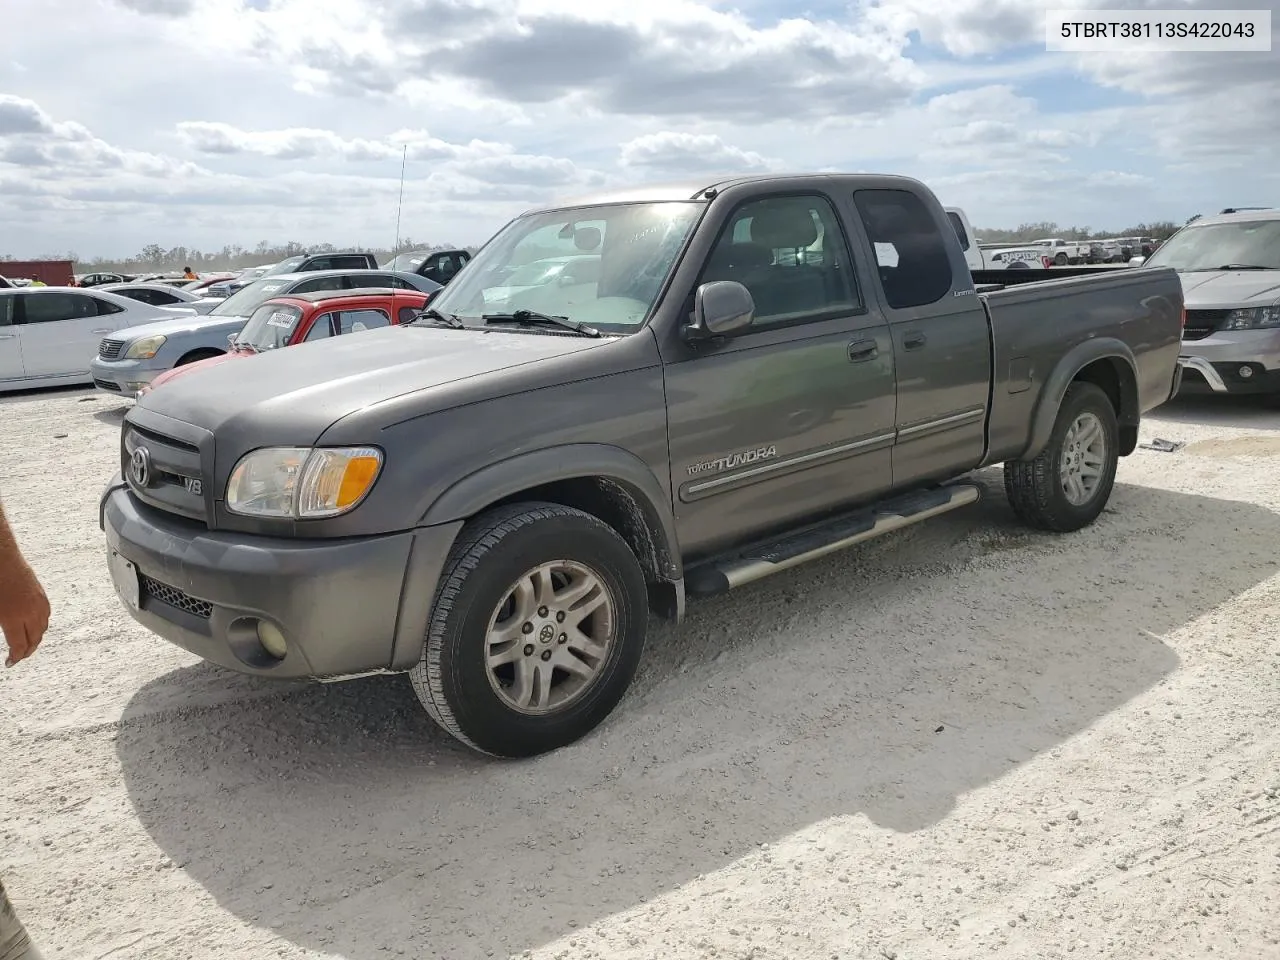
[1031,237,1089,266]
[944,208,1048,271]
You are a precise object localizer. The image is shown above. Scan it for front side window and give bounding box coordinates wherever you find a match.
[21,293,99,324]
[853,188,954,310]
[427,201,705,333]
[237,303,304,351]
[946,212,970,250]
[698,194,860,329]
[1144,220,1280,272]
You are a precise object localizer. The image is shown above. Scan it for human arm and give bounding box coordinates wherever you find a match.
[0,499,50,666]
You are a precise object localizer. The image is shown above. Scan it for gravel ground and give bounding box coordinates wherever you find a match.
[2,386,1279,960]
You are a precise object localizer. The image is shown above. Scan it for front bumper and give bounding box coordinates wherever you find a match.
[1177,329,1280,395]
[89,356,163,399]
[100,479,463,680]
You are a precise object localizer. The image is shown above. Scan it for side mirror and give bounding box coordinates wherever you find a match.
[227,333,237,345]
[684,280,755,341]
[1128,256,1146,267]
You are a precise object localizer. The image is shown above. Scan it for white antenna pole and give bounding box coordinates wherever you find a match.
[393,143,407,256]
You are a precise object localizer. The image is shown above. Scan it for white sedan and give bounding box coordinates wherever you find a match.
[0,287,196,393]
[99,281,223,315]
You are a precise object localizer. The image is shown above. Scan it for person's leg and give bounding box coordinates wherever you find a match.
[0,878,44,960]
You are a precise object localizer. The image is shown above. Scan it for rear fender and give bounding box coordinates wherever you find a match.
[1020,337,1140,460]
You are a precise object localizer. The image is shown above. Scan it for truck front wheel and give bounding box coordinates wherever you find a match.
[409,502,648,758]
[1004,381,1119,532]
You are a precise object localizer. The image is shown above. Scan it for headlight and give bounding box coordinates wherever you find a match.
[225,446,383,518]
[1222,306,1280,330]
[124,334,167,359]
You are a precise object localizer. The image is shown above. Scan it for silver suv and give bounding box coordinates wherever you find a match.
[1143,209,1280,397]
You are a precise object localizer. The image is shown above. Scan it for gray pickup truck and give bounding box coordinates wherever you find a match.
[100,173,1184,759]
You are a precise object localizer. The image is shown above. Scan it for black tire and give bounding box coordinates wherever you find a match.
[1054,252,1069,265]
[176,348,222,366]
[1004,382,1119,533]
[409,502,648,758]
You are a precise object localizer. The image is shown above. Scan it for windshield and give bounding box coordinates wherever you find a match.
[1145,220,1280,271]
[426,201,705,332]
[208,277,298,317]
[236,302,304,350]
[384,251,428,272]
[263,256,306,277]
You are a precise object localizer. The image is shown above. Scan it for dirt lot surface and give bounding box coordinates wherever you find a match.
[2,387,1278,960]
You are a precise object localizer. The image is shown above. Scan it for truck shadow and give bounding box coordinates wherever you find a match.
[114,474,1275,958]
[1152,394,1280,432]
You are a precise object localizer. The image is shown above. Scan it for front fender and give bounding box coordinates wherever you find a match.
[1021,337,1139,460]
[418,443,681,579]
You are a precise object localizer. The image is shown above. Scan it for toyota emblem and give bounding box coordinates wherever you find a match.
[130,446,152,487]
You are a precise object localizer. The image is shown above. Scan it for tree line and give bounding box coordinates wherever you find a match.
[0,213,1212,271]
[973,219,1191,244]
[0,239,475,275]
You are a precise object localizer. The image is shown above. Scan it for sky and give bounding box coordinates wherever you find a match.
[1,0,1277,258]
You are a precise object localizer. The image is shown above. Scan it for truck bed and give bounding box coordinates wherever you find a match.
[978,264,1184,465]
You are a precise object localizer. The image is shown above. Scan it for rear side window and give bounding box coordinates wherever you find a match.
[91,296,125,315]
[853,189,953,310]
[946,212,970,250]
[21,293,100,323]
[0,296,12,326]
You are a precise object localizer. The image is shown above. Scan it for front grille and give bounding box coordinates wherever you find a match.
[122,420,209,523]
[1183,309,1230,341]
[140,574,213,619]
[99,339,124,360]
[94,378,121,392]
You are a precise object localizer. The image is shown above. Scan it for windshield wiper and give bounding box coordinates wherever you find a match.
[482,309,601,338]
[1216,263,1273,271]
[410,307,464,329]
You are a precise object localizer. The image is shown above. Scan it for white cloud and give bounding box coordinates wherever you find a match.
[175,121,510,162]
[618,132,778,173]
[0,0,1276,256]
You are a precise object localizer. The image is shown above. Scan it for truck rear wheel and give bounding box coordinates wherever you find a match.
[1054,252,1069,265]
[409,502,648,758]
[1004,381,1119,533]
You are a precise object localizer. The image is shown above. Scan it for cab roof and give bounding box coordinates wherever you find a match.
[533,172,927,213]
[265,287,423,304]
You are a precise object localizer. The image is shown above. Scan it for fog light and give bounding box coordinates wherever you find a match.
[256,621,288,659]
[1239,366,1254,379]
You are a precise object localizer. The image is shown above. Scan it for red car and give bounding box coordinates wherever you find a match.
[141,287,432,395]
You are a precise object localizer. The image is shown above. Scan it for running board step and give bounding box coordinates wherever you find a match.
[684,482,982,597]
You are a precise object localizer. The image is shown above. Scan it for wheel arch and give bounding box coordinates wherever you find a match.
[418,443,683,605]
[1021,339,1140,460]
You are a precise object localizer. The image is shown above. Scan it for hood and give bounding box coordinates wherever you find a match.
[134,323,619,440]
[111,313,249,342]
[144,350,241,394]
[1178,270,1280,308]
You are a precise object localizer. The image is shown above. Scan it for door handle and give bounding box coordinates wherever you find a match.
[0,334,15,340]
[847,339,878,362]
[903,331,927,350]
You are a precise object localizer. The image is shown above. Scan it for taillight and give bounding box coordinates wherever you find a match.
[1180,307,1186,329]
[1042,256,1052,269]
